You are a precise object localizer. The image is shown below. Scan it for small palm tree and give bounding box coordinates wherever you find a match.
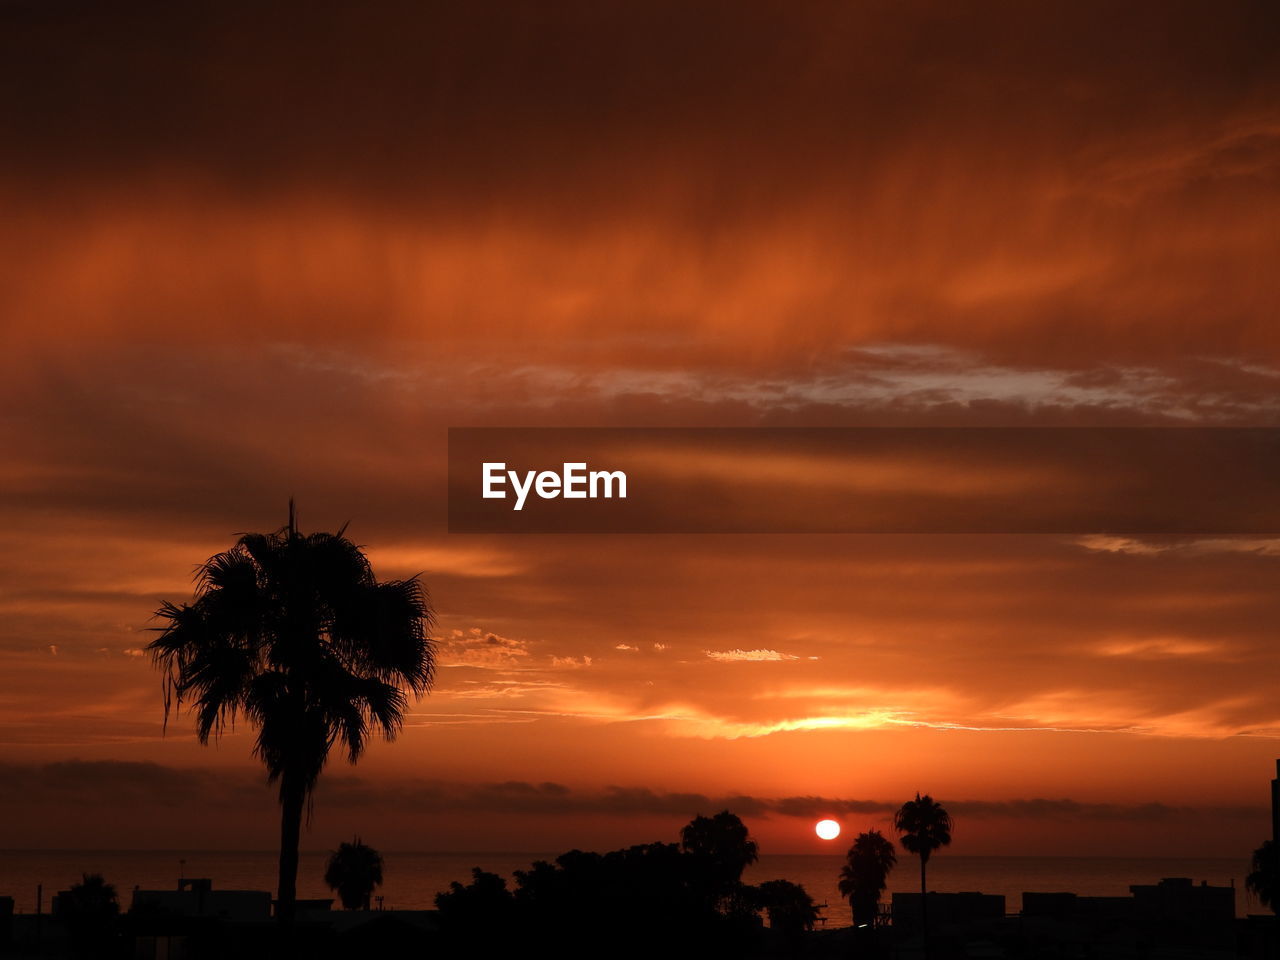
[838,830,897,927]
[55,873,119,956]
[56,873,119,919]
[149,505,435,922]
[1247,839,1277,911]
[325,836,384,910]
[895,793,952,953]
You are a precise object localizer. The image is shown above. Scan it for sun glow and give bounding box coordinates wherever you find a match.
[815,819,841,840]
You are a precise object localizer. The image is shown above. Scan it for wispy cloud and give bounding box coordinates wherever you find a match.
[705,649,799,663]
[1074,535,1280,557]
[438,629,530,669]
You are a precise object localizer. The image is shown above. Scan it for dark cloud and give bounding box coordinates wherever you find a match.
[946,798,1264,823]
[2,2,1278,367]
[2,1,1276,196]
[0,761,1262,826]
[0,760,259,806]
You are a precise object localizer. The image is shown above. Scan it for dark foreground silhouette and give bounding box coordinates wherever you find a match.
[148,507,436,926]
[3,804,1264,960]
[0,812,825,960]
[434,810,815,958]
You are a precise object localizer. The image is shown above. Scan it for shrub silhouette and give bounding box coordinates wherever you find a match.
[755,878,819,940]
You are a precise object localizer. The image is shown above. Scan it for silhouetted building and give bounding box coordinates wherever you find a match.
[891,891,1005,939]
[131,878,272,922]
[1017,877,1236,956]
[1020,890,1141,956]
[1021,891,1134,923]
[1238,913,1279,960]
[1129,877,1234,949]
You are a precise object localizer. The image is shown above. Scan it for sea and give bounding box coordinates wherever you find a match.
[0,851,1262,928]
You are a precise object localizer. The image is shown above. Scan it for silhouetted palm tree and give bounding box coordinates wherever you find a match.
[895,793,952,954]
[1248,839,1277,911]
[149,505,435,923]
[55,873,118,957]
[55,873,119,918]
[325,836,385,910]
[838,829,897,928]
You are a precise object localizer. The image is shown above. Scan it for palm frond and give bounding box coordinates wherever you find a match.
[150,519,435,805]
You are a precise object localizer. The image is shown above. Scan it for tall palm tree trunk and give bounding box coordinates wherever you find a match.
[277,768,305,924]
[920,854,930,960]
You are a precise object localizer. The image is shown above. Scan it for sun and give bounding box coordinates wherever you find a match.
[815,819,841,840]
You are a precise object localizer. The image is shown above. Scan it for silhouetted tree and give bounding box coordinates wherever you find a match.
[895,793,952,955]
[445,820,780,958]
[838,829,897,927]
[1248,839,1278,911]
[680,810,759,913]
[55,873,119,957]
[513,843,715,956]
[756,878,819,940]
[324,836,384,910]
[435,867,517,950]
[437,868,515,918]
[148,505,435,923]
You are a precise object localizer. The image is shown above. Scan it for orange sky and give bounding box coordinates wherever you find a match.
[2,0,1280,856]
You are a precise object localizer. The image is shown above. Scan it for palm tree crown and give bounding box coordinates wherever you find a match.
[894,793,952,867]
[148,509,434,920]
[325,836,385,910]
[56,873,119,920]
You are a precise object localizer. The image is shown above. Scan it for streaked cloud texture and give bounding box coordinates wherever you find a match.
[1,0,1278,854]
